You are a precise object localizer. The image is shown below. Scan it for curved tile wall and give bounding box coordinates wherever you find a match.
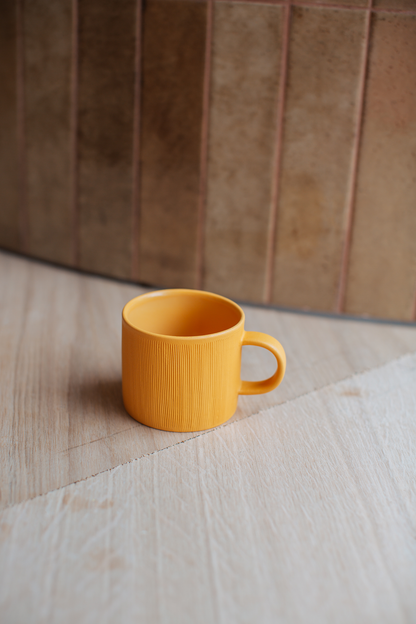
[1,0,415,321]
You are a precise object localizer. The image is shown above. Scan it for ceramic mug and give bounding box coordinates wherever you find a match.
[122,289,286,432]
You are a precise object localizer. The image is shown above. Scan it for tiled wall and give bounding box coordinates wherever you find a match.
[1,0,416,321]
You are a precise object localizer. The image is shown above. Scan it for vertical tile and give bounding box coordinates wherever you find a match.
[306,0,366,6]
[272,7,366,312]
[204,2,282,302]
[373,0,416,9]
[78,0,136,279]
[24,0,73,264]
[0,0,19,251]
[138,0,207,289]
[345,14,416,321]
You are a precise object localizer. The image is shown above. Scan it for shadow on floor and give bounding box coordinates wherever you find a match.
[67,377,134,428]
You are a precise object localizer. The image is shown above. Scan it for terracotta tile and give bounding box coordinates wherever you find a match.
[0,0,19,251]
[204,2,282,302]
[304,0,367,6]
[345,14,416,321]
[272,7,366,312]
[24,0,73,265]
[138,0,206,288]
[78,0,136,279]
[373,0,416,10]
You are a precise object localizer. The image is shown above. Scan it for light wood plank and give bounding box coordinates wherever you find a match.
[1,354,416,623]
[1,250,416,510]
[345,13,416,320]
[204,2,282,302]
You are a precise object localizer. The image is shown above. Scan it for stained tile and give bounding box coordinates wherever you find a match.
[272,6,366,312]
[303,0,367,6]
[24,0,73,265]
[78,0,136,279]
[0,0,19,251]
[138,0,207,288]
[345,14,416,321]
[373,0,416,9]
[204,2,282,302]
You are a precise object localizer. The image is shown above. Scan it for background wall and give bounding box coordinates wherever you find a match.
[0,0,416,321]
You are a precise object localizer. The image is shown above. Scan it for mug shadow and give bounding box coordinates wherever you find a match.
[68,377,134,427]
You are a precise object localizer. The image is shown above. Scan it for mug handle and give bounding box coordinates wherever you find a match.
[239,331,286,395]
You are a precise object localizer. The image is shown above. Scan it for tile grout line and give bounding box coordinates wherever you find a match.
[196,0,214,291]
[3,348,416,513]
[264,0,291,304]
[16,0,28,254]
[70,0,79,266]
[131,0,142,282]
[336,0,372,313]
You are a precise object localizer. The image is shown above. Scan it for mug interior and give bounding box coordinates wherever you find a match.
[124,290,243,337]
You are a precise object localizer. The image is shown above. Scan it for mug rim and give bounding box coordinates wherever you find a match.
[122,288,245,340]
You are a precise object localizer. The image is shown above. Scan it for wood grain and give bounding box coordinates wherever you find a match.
[77,0,136,279]
[1,250,416,511]
[1,353,416,622]
[204,2,282,302]
[0,0,19,251]
[345,13,416,321]
[138,0,206,288]
[272,6,366,312]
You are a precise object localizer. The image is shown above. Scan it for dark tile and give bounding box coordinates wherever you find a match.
[24,0,73,264]
[345,14,416,320]
[272,7,366,312]
[204,2,282,302]
[373,0,416,10]
[0,0,19,251]
[78,0,136,279]
[305,0,367,6]
[137,0,207,288]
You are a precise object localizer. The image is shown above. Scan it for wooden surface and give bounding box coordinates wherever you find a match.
[1,252,416,622]
[1,293,416,622]
[2,250,416,513]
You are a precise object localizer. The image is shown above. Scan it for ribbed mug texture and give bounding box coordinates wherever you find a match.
[122,290,285,432]
[123,322,242,432]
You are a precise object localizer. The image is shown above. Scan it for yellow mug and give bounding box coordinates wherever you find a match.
[122,289,286,432]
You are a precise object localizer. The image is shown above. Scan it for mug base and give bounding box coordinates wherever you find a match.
[123,404,237,433]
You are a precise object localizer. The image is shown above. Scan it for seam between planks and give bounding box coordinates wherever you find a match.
[3,348,416,513]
